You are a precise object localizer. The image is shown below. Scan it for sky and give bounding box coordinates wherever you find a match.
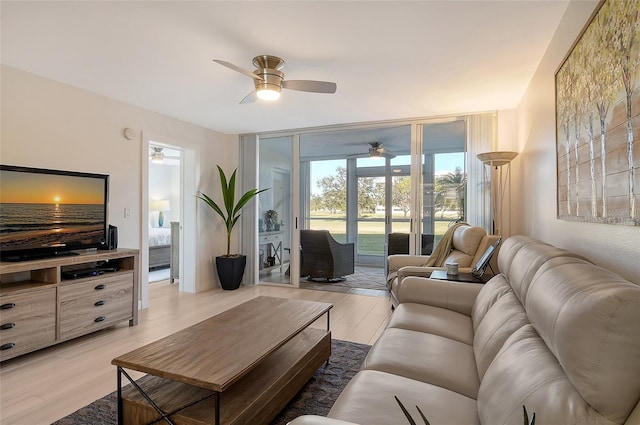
[310,152,465,195]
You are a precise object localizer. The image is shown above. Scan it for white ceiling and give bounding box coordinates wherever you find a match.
[1,1,569,135]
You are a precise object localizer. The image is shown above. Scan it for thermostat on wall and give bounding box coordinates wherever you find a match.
[123,128,136,140]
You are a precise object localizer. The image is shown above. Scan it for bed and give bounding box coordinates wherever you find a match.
[148,223,180,283]
[148,227,172,269]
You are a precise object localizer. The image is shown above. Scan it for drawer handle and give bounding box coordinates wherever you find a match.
[0,303,16,310]
[94,316,106,323]
[94,284,107,290]
[0,323,16,330]
[94,300,107,307]
[0,342,15,351]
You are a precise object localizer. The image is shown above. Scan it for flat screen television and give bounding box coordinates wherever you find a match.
[0,165,109,261]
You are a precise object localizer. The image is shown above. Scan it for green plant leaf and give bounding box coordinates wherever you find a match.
[394,396,417,425]
[523,406,536,425]
[224,167,237,217]
[234,188,269,216]
[196,192,225,221]
[198,165,268,256]
[415,406,431,425]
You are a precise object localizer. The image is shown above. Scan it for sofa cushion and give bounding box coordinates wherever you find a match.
[471,274,511,331]
[526,258,640,424]
[452,225,486,259]
[387,302,473,345]
[361,328,480,399]
[329,370,479,425]
[495,234,534,277]
[472,290,529,380]
[506,242,589,305]
[478,325,610,425]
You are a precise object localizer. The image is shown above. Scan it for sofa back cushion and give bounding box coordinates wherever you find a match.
[525,258,640,424]
[478,325,612,424]
[496,235,534,277]
[512,248,588,305]
[446,226,486,267]
[471,274,511,330]
[472,289,529,379]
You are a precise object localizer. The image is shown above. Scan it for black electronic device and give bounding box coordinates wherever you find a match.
[62,268,105,280]
[471,237,501,278]
[95,261,119,272]
[100,225,118,250]
[0,164,109,261]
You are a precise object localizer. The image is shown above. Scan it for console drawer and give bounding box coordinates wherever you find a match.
[59,274,133,340]
[0,288,56,361]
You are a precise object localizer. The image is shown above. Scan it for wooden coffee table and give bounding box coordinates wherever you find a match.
[112,296,333,425]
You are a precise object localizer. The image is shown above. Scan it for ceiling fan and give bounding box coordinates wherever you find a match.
[213,55,337,104]
[348,142,396,160]
[149,147,180,164]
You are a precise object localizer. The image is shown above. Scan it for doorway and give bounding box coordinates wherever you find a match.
[140,135,197,310]
[148,144,181,284]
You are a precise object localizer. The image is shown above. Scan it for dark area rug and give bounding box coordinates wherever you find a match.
[51,339,371,425]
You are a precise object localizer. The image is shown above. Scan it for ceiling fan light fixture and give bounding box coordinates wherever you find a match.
[254,68,284,101]
[214,55,337,103]
[257,88,281,101]
[151,152,164,163]
[151,147,164,163]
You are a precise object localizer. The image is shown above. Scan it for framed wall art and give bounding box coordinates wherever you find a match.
[555,0,639,226]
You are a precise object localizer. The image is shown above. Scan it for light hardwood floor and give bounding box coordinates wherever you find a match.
[0,282,392,425]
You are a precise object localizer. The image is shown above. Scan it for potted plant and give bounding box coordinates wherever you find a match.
[264,209,278,231]
[197,165,268,290]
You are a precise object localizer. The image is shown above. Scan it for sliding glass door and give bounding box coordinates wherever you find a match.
[258,136,294,286]
[420,119,467,248]
[246,114,481,289]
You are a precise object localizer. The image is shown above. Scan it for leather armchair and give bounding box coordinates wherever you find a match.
[387,225,499,306]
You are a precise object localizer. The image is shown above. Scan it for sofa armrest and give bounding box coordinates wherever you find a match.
[397,265,441,279]
[287,416,360,425]
[388,254,429,272]
[396,276,483,316]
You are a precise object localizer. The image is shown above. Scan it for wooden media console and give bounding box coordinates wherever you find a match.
[0,249,139,361]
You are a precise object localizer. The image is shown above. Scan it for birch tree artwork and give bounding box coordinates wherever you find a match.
[556,0,640,226]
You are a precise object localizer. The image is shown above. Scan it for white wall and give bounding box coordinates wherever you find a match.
[1,65,238,292]
[510,1,640,283]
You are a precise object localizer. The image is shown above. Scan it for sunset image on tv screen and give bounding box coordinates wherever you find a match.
[0,170,106,251]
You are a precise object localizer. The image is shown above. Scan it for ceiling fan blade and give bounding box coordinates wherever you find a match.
[213,59,262,81]
[282,80,337,94]
[240,91,257,104]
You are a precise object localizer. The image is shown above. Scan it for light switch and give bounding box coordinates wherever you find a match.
[124,207,131,218]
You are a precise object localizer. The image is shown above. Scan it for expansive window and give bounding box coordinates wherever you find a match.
[308,159,347,242]
[249,113,494,286]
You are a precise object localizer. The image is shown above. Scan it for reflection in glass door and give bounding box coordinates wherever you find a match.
[421,120,467,248]
[258,136,293,285]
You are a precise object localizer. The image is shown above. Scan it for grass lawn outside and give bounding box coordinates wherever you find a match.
[308,211,461,255]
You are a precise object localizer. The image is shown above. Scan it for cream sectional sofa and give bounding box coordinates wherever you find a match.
[289,235,640,425]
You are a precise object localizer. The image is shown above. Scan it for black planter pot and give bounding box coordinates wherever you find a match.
[215,255,247,290]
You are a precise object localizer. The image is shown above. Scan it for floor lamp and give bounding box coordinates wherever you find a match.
[477,151,518,236]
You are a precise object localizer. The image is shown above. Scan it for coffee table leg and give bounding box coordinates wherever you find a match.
[119,367,176,425]
[326,311,331,366]
[326,311,330,332]
[214,392,220,425]
[117,367,123,425]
